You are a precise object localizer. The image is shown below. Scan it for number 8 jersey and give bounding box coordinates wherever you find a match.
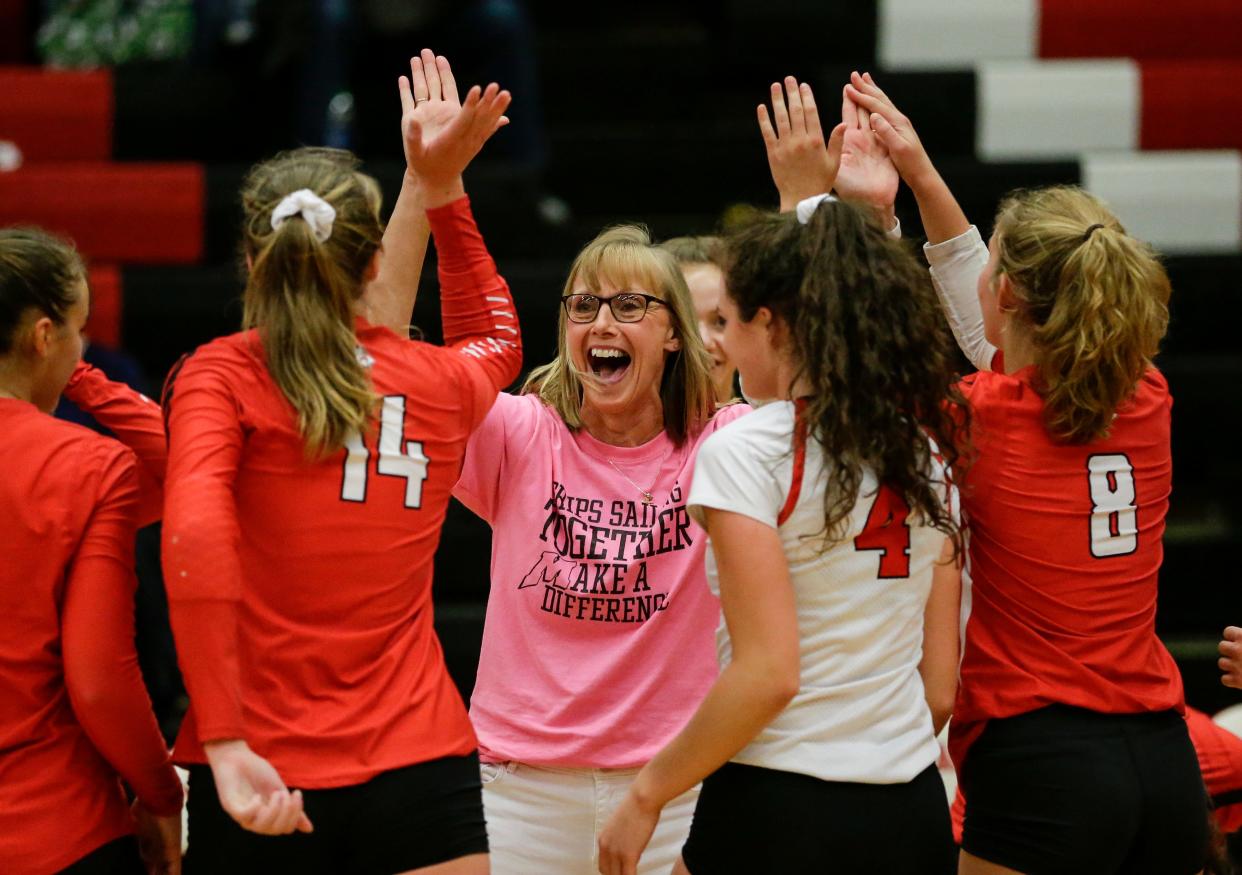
[160,196,521,787]
[951,353,1184,764]
[923,225,1184,770]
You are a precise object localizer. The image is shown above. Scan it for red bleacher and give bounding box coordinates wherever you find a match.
[1,62,205,347]
[1041,0,1242,61]
[86,264,122,348]
[0,67,112,160]
[0,163,204,263]
[1140,60,1242,150]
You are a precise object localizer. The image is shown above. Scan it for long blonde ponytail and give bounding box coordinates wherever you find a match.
[240,148,384,455]
[994,186,1171,443]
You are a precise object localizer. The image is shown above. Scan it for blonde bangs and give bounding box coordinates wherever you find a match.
[523,225,716,444]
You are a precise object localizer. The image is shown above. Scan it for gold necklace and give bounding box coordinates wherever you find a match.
[607,459,654,506]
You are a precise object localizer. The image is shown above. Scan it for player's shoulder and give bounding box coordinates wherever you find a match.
[175,330,261,380]
[13,408,135,484]
[1136,365,1170,402]
[370,333,482,389]
[699,401,790,462]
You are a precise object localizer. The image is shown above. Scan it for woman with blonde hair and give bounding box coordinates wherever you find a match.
[427,74,921,875]
[161,55,520,874]
[848,72,1208,875]
[449,219,741,873]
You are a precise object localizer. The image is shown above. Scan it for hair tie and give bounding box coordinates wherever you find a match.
[270,189,336,243]
[1082,223,1106,243]
[795,193,837,225]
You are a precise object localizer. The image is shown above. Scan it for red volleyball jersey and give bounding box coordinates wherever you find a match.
[1187,707,1242,833]
[0,400,182,875]
[950,355,1184,770]
[62,361,166,524]
[161,196,521,787]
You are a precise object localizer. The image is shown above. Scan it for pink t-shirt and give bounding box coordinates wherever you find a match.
[454,392,749,767]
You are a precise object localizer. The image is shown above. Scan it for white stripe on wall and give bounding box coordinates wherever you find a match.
[879,0,1038,71]
[1081,151,1242,254]
[976,59,1140,161]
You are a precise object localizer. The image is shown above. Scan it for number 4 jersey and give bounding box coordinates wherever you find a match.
[687,399,956,783]
[160,196,521,786]
[951,354,1184,769]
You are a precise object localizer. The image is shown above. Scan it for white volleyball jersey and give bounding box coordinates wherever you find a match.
[687,400,952,784]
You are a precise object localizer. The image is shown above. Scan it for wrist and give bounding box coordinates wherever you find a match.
[628,771,670,814]
[874,204,897,232]
[905,165,946,200]
[420,176,467,210]
[203,738,249,766]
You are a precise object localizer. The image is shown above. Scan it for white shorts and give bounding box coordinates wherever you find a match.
[481,760,698,875]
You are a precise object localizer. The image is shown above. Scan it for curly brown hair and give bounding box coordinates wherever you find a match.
[724,199,969,546]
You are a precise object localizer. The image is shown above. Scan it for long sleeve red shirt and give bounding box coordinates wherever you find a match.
[0,399,183,875]
[62,361,166,525]
[161,195,520,786]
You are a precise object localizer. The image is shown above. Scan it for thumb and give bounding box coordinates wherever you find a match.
[825,122,847,173]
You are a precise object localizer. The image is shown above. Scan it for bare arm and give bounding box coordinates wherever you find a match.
[919,537,961,734]
[845,73,996,369]
[363,171,430,336]
[362,50,505,335]
[598,508,799,875]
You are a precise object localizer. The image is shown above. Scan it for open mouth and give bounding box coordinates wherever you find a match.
[588,347,632,384]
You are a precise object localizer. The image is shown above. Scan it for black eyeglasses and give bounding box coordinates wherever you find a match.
[561,292,666,324]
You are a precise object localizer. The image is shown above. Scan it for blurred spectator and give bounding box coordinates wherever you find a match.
[37,0,192,67]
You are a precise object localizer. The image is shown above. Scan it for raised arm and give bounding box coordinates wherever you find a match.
[845,72,996,370]
[430,197,522,393]
[845,72,968,243]
[362,50,479,336]
[833,84,899,231]
[394,71,521,391]
[62,360,166,525]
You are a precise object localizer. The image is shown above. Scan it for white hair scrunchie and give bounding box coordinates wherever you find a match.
[270,188,336,243]
[795,192,837,225]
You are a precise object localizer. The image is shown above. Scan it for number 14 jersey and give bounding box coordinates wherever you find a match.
[951,356,1184,768]
[161,197,521,787]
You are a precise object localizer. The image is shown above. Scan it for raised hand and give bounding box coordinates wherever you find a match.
[758,76,847,213]
[844,71,936,191]
[834,83,899,219]
[398,57,511,194]
[398,49,464,176]
[204,739,313,836]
